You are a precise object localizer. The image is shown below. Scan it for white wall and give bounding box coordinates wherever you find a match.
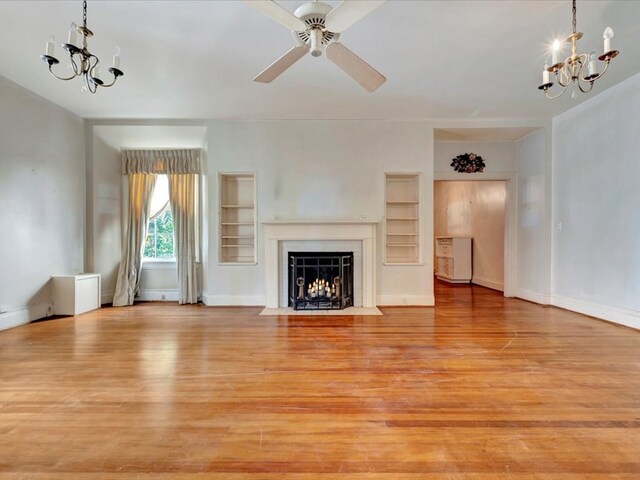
[205,120,434,306]
[552,73,640,329]
[515,129,549,303]
[434,181,506,290]
[91,134,122,303]
[0,76,85,330]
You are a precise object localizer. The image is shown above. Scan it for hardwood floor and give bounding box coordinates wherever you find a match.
[0,282,639,478]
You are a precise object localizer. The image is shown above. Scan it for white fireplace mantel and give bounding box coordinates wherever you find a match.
[262,220,379,308]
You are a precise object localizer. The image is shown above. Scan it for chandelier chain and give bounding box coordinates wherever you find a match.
[572,0,577,34]
[83,0,87,30]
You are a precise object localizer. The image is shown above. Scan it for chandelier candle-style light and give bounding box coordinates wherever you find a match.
[41,0,123,93]
[538,0,619,99]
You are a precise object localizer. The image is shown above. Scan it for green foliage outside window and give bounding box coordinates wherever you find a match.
[144,208,175,258]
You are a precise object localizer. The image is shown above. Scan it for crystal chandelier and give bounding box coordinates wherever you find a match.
[41,0,123,93]
[538,0,619,99]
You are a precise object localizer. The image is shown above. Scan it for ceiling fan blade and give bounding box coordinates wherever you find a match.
[253,44,310,83]
[324,0,387,33]
[244,1,308,32]
[325,42,386,92]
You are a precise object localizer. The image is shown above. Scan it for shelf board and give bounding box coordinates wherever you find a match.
[221,205,254,208]
[387,233,418,236]
[386,244,418,247]
[387,217,419,221]
[221,222,254,226]
[386,201,419,205]
[221,235,255,239]
[221,245,254,248]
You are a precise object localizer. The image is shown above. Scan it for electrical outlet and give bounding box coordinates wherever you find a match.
[161,294,166,300]
[0,305,8,314]
[46,304,53,316]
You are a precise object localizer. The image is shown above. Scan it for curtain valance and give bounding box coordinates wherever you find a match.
[122,149,202,175]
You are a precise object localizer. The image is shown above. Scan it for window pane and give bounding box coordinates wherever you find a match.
[143,176,175,259]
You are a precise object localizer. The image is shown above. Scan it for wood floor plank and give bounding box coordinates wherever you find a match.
[0,281,638,477]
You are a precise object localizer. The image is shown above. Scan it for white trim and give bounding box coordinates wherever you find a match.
[550,295,640,330]
[202,293,266,306]
[515,288,551,305]
[376,294,435,306]
[472,276,504,292]
[433,171,516,181]
[136,289,179,302]
[101,290,115,305]
[0,303,49,332]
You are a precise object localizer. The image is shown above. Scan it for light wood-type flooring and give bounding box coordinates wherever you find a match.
[0,281,639,479]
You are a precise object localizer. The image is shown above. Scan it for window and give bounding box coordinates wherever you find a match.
[144,175,174,259]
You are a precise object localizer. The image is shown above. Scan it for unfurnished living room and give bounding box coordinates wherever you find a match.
[0,0,639,477]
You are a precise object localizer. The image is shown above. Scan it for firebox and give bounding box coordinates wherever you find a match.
[288,252,354,310]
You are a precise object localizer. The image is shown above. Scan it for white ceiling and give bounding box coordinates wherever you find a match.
[0,1,638,120]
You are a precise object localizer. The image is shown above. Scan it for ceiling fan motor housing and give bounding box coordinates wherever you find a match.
[292,1,339,57]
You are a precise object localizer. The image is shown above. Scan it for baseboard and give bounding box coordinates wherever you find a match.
[376,294,435,306]
[202,293,266,306]
[551,294,640,330]
[515,288,551,305]
[0,303,49,332]
[472,277,504,292]
[136,289,180,302]
[101,290,115,305]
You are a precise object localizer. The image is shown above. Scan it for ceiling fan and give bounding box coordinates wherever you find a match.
[245,0,387,92]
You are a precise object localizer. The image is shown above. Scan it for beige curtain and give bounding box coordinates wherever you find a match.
[112,174,157,306]
[168,174,198,304]
[122,149,200,174]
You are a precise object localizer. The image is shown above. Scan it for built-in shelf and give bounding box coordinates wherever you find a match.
[384,173,421,264]
[219,173,256,264]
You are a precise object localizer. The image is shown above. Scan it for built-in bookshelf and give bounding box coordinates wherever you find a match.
[219,173,256,264]
[384,172,421,264]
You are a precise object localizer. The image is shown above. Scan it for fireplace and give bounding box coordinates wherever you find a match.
[288,252,354,310]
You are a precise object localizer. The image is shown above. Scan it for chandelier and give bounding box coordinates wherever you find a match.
[538,0,619,99]
[41,0,123,93]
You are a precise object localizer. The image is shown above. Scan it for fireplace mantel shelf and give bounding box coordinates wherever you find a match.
[262,219,380,225]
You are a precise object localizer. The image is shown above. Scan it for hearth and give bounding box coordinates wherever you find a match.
[288,252,354,310]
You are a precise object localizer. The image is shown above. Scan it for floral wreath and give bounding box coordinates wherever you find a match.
[451,153,485,173]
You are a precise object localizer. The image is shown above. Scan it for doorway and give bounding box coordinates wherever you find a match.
[434,180,508,300]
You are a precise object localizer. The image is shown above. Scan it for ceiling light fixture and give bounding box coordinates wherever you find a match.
[41,0,123,93]
[538,0,618,99]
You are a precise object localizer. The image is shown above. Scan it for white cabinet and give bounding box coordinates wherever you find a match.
[51,273,101,315]
[435,237,471,283]
[384,173,421,264]
[219,173,256,264]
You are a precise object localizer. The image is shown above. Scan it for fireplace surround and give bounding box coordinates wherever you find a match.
[262,220,378,308]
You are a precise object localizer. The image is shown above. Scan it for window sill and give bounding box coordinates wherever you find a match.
[142,259,176,270]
